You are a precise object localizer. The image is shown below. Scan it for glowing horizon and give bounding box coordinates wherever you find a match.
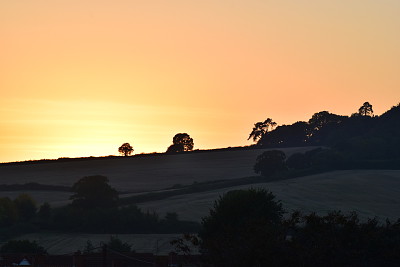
[1,1,399,163]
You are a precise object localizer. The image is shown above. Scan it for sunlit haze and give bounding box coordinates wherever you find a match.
[1,0,399,163]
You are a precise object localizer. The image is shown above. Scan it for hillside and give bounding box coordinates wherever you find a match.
[14,169,400,255]
[2,147,400,255]
[138,169,400,222]
[1,147,399,220]
[0,147,309,192]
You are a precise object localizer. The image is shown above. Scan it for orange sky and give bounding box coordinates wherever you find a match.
[1,0,399,163]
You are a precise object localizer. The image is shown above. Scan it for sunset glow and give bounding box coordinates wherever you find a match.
[1,1,399,163]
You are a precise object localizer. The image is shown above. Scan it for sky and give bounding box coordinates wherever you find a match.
[1,0,399,163]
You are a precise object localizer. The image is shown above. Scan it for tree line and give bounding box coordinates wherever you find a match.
[249,102,400,162]
[174,189,400,267]
[0,175,199,240]
[245,102,400,183]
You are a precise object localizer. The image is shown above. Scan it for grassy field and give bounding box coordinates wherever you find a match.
[138,169,400,222]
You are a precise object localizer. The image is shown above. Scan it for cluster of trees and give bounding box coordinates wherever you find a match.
[253,148,337,178]
[0,194,36,224]
[175,189,400,267]
[249,102,400,160]
[166,133,194,153]
[0,176,199,238]
[6,189,400,265]
[118,132,194,156]
[253,144,400,181]
[247,101,400,180]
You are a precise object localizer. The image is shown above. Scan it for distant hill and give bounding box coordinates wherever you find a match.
[0,147,310,192]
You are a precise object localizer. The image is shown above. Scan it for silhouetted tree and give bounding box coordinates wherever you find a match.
[358,101,373,116]
[254,150,287,177]
[308,111,346,132]
[167,133,194,153]
[13,194,37,222]
[170,233,200,257]
[70,175,118,209]
[0,197,18,226]
[166,143,185,153]
[307,111,347,144]
[199,189,284,267]
[284,211,400,266]
[118,142,134,156]
[248,118,277,143]
[259,121,308,147]
[107,236,132,253]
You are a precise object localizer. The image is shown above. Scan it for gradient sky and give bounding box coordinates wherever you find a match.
[1,0,399,163]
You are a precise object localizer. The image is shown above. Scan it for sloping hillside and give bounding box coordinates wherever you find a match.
[4,148,400,255]
[0,147,309,192]
[14,169,400,255]
[138,170,400,222]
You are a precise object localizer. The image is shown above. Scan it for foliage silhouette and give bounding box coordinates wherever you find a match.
[167,133,194,153]
[199,189,284,267]
[282,211,400,266]
[250,101,400,165]
[118,142,134,156]
[107,236,132,253]
[0,197,18,227]
[196,188,400,266]
[248,118,277,143]
[358,101,374,116]
[13,194,37,222]
[259,121,308,147]
[70,175,118,209]
[254,150,287,177]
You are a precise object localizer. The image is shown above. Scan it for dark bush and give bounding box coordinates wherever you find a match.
[254,150,287,177]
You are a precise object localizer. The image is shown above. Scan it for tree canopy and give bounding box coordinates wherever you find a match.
[106,236,132,253]
[358,101,373,116]
[118,142,134,156]
[13,193,37,222]
[248,118,276,143]
[70,175,118,209]
[199,189,284,267]
[254,150,287,178]
[197,189,400,266]
[166,133,194,153]
[248,101,400,157]
[0,197,18,227]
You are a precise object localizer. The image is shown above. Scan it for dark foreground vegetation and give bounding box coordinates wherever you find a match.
[173,189,400,267]
[0,175,199,240]
[3,189,400,266]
